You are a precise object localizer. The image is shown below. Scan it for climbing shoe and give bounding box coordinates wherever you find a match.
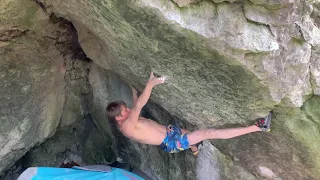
[255,111,272,132]
[191,141,203,156]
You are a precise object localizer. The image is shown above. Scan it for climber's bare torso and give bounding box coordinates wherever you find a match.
[119,116,166,145]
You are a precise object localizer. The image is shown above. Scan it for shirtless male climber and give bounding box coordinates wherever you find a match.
[106,72,272,155]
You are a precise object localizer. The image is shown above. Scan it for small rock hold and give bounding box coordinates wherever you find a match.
[59,62,67,75]
[172,0,202,7]
[0,29,27,41]
[258,166,277,178]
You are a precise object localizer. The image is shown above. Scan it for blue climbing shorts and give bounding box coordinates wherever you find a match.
[159,125,190,153]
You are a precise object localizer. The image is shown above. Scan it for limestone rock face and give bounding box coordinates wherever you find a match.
[38,0,320,179]
[1,0,320,179]
[22,116,115,169]
[44,0,274,128]
[196,141,256,180]
[0,0,66,173]
[0,0,89,174]
[311,46,320,95]
[0,116,116,180]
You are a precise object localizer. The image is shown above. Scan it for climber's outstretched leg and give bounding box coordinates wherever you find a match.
[187,125,260,145]
[187,112,272,146]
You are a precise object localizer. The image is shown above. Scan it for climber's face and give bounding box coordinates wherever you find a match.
[115,105,131,121]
